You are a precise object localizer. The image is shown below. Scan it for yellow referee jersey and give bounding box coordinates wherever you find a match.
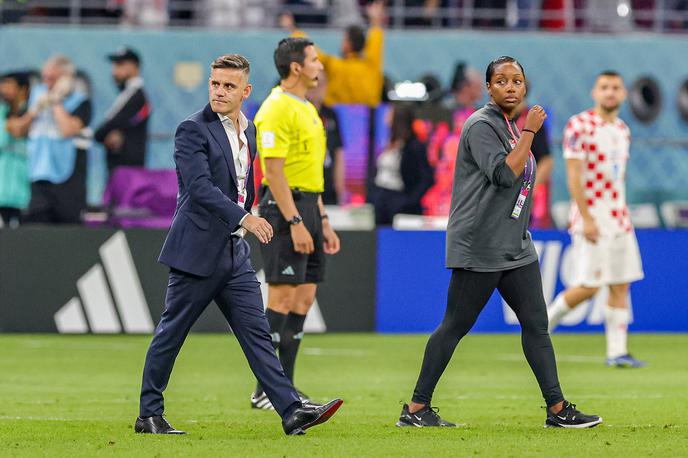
[254,86,326,193]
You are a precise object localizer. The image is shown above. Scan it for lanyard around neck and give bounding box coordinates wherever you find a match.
[502,112,535,220]
[502,112,535,185]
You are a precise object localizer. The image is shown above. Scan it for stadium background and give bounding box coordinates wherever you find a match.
[1,2,687,456]
[2,26,688,206]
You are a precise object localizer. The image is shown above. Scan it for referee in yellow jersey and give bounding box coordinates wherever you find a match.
[250,37,341,410]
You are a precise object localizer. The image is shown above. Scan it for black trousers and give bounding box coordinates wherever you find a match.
[23,150,87,225]
[0,207,21,226]
[412,261,565,407]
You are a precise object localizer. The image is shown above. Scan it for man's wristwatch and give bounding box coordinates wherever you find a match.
[287,215,303,226]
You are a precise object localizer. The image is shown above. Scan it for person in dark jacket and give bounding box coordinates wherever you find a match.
[372,103,433,225]
[396,56,601,430]
[95,47,150,173]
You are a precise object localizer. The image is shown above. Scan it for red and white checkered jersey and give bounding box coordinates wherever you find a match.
[562,110,633,235]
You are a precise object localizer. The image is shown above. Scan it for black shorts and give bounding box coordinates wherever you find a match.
[259,187,326,284]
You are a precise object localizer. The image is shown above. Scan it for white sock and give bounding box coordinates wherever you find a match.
[605,305,629,359]
[547,293,571,333]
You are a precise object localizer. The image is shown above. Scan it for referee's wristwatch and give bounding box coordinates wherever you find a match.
[287,215,303,226]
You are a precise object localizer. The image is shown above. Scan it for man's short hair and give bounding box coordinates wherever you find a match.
[274,37,314,80]
[597,70,622,80]
[210,54,251,76]
[44,54,75,77]
[345,25,366,54]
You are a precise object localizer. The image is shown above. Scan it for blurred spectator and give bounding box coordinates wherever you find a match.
[633,0,655,29]
[95,47,150,173]
[665,0,688,30]
[285,0,328,25]
[540,0,587,30]
[516,97,553,228]
[330,0,364,27]
[474,0,507,28]
[122,0,168,27]
[445,63,484,113]
[195,0,278,27]
[516,0,534,28]
[403,0,442,27]
[285,0,386,107]
[306,70,346,205]
[587,0,633,32]
[10,55,92,224]
[539,0,567,30]
[423,63,483,216]
[371,104,433,225]
[0,72,31,228]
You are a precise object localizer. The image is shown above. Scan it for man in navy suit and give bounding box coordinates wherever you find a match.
[135,54,342,436]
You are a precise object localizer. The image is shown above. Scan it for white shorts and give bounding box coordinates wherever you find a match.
[568,231,644,288]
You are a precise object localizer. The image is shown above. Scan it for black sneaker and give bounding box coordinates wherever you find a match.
[396,403,456,427]
[545,401,602,428]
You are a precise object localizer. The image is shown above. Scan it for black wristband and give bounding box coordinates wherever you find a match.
[522,128,536,135]
[321,214,329,220]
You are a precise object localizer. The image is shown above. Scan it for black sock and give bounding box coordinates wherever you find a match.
[255,309,287,396]
[279,312,307,384]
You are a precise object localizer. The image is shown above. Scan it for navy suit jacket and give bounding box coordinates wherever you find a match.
[159,103,257,277]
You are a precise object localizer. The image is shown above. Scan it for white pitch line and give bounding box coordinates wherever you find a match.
[21,340,142,351]
[443,393,669,401]
[302,348,370,357]
[0,416,72,421]
[496,354,604,363]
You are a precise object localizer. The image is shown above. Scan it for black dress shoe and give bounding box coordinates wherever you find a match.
[282,398,343,436]
[134,415,186,434]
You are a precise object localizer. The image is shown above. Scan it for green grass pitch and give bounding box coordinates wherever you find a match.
[0,333,686,457]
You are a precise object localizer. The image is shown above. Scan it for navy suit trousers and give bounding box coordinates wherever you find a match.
[139,237,301,419]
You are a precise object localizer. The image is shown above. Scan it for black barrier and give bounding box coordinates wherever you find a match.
[0,227,375,333]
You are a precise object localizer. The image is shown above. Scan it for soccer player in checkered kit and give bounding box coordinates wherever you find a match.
[548,71,645,368]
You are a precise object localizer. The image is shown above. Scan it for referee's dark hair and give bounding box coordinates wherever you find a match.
[345,25,366,54]
[274,37,314,80]
[485,56,525,84]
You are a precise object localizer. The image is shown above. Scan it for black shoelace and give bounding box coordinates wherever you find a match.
[424,406,442,421]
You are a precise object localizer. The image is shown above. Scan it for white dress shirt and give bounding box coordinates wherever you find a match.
[218,111,250,236]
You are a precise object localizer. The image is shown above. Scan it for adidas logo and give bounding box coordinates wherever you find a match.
[281,265,295,276]
[54,231,154,334]
[256,269,326,333]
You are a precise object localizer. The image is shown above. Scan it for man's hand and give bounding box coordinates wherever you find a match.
[30,93,52,115]
[104,130,124,152]
[322,220,340,255]
[524,105,547,133]
[291,222,314,254]
[241,214,273,244]
[583,216,600,244]
[51,75,74,102]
